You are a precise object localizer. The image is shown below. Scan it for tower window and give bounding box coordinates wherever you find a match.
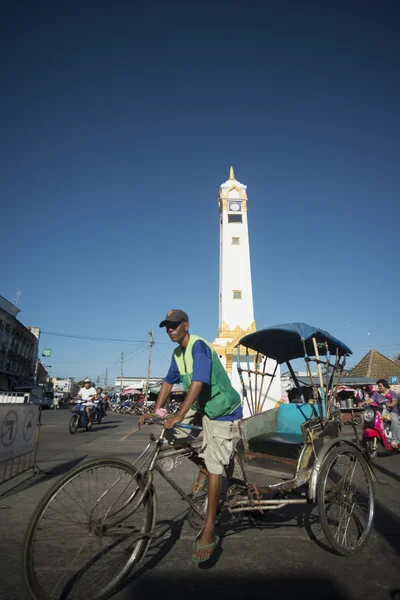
[233,290,242,300]
[228,214,242,223]
[231,237,240,245]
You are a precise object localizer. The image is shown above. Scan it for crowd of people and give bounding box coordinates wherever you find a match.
[359,378,400,448]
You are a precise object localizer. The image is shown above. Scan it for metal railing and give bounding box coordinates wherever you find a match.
[0,392,31,404]
[0,393,41,485]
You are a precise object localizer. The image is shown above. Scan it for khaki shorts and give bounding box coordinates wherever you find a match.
[164,408,235,476]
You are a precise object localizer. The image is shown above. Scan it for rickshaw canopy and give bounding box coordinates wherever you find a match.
[238,322,352,364]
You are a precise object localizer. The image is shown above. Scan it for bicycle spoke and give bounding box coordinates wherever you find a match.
[26,461,153,600]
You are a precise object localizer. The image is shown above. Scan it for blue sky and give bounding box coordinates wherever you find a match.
[1,0,399,384]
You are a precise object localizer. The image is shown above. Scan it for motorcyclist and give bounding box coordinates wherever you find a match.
[75,378,97,426]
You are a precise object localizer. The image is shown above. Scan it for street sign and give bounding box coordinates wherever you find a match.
[42,349,52,357]
[389,376,399,385]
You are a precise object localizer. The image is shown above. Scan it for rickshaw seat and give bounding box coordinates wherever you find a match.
[239,404,318,464]
[275,402,320,435]
[248,432,303,461]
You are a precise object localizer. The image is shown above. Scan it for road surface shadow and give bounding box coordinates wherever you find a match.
[123,573,350,600]
[372,459,400,485]
[216,488,400,557]
[82,424,120,433]
[119,514,187,592]
[0,456,87,499]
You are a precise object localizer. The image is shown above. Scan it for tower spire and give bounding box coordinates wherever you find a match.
[229,166,235,180]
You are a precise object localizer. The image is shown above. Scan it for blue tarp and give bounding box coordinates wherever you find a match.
[239,322,352,364]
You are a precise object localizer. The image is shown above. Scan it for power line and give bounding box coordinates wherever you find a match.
[124,345,147,363]
[40,330,170,344]
[154,344,171,364]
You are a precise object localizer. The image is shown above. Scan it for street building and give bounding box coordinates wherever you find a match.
[0,296,42,393]
[52,377,78,400]
[114,376,163,394]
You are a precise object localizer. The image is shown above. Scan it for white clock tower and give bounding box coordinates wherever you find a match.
[213,167,281,416]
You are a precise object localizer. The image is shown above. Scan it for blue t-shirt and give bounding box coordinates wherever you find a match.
[164,339,242,421]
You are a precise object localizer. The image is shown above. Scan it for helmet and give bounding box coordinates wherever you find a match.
[84,378,91,383]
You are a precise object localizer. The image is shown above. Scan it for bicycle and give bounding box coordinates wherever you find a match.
[23,420,207,600]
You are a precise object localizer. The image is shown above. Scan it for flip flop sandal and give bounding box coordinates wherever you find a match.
[192,535,220,563]
[192,477,208,495]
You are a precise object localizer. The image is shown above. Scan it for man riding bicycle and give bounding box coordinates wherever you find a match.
[140,309,242,563]
[75,378,97,426]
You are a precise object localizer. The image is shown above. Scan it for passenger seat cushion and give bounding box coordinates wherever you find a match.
[248,432,303,461]
[276,403,319,435]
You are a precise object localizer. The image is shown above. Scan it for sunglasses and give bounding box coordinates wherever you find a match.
[165,321,184,330]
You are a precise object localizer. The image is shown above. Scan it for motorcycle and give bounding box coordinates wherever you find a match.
[362,402,397,458]
[94,399,107,422]
[69,401,97,434]
[165,399,181,415]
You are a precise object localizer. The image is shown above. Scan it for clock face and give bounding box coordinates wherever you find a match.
[229,202,241,212]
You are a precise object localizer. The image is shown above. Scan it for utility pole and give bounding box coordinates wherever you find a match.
[96,375,100,388]
[104,368,108,390]
[145,330,154,400]
[120,351,124,394]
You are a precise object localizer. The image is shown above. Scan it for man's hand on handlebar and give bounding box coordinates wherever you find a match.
[138,413,153,427]
[163,415,182,430]
[138,412,183,430]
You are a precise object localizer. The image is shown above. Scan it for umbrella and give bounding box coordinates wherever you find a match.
[122,387,141,395]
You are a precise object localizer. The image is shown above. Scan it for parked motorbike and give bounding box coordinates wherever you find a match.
[165,399,181,415]
[362,402,397,458]
[69,402,97,434]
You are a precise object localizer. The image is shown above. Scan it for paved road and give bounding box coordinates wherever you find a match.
[0,408,399,600]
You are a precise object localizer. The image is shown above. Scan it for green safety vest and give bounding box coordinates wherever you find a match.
[173,334,241,420]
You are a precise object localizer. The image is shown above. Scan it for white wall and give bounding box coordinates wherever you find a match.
[220,210,254,331]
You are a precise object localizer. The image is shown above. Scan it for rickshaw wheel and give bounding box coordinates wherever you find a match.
[317,443,375,556]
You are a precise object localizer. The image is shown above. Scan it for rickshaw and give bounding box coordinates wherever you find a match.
[23,323,375,600]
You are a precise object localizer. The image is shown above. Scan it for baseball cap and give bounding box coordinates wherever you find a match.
[159,309,189,328]
[84,378,91,383]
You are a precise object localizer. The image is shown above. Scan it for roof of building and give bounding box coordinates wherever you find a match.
[350,349,400,379]
[0,296,20,317]
[296,376,377,387]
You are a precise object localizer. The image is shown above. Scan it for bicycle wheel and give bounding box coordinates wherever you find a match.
[317,443,374,556]
[24,458,156,600]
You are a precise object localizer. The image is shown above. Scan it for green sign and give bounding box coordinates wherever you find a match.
[42,349,52,357]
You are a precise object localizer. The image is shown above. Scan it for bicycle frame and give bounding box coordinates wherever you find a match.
[97,425,205,531]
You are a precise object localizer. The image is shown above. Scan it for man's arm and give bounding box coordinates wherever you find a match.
[163,381,204,430]
[164,340,211,428]
[154,381,173,411]
[176,381,204,419]
[176,340,211,419]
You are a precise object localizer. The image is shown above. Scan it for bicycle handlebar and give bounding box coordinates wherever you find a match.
[175,423,202,431]
[142,415,203,431]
